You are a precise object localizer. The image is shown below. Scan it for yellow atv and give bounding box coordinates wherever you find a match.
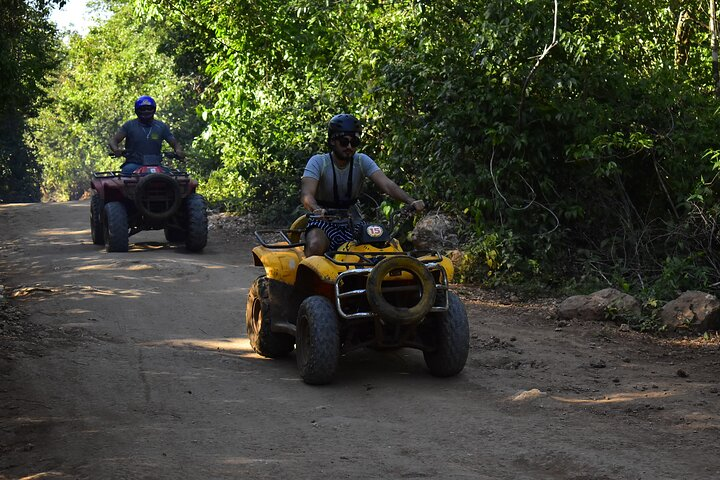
[246,207,469,384]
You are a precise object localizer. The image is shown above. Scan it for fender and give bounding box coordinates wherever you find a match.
[419,254,455,282]
[252,245,305,285]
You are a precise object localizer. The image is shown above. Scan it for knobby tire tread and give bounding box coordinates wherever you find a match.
[91,193,105,245]
[296,296,340,385]
[185,193,208,252]
[423,291,469,377]
[104,202,128,253]
[246,276,295,358]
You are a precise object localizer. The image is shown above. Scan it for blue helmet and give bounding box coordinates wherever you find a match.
[134,95,156,113]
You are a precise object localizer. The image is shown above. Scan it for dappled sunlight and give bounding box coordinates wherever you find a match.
[551,390,670,405]
[142,337,266,359]
[657,336,720,350]
[129,242,171,252]
[9,284,155,301]
[36,228,90,237]
[18,471,67,479]
[76,262,155,272]
[72,286,151,299]
[0,202,33,208]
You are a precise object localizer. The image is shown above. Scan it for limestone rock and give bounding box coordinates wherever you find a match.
[660,291,720,333]
[410,213,460,251]
[558,288,641,322]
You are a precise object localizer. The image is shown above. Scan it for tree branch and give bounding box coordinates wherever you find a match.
[517,0,559,125]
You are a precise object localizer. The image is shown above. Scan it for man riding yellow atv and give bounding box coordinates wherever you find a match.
[246,206,469,385]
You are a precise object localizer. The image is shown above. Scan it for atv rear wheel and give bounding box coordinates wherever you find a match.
[246,276,295,358]
[296,296,340,385]
[164,226,186,243]
[185,193,208,252]
[90,192,105,245]
[366,256,437,324]
[423,291,469,377]
[103,202,129,253]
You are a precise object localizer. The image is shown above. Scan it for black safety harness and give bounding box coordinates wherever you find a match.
[317,152,355,209]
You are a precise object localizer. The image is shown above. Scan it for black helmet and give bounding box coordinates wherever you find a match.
[328,114,362,140]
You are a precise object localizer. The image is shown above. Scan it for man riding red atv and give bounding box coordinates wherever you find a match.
[90,96,207,252]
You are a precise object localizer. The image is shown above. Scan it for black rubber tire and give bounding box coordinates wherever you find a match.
[296,296,340,385]
[246,276,295,358]
[90,192,105,245]
[423,291,470,377]
[164,226,186,243]
[366,256,437,324]
[103,202,129,253]
[184,193,208,252]
[134,173,181,220]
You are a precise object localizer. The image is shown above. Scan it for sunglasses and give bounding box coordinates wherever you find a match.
[335,135,361,148]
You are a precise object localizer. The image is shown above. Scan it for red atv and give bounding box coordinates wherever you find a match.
[89,153,208,253]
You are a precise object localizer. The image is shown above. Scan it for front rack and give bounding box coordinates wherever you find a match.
[92,169,189,179]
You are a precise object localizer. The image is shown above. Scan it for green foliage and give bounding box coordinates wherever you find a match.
[0,0,63,202]
[26,0,720,297]
[29,0,209,200]
[606,297,667,334]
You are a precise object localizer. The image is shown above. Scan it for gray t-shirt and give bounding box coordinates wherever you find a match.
[120,119,174,165]
[302,153,380,207]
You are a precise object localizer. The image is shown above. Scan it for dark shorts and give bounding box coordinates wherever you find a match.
[307,219,363,250]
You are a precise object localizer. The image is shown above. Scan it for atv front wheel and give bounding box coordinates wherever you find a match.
[246,276,295,358]
[164,226,186,243]
[423,291,469,377]
[296,295,340,385]
[184,193,208,252]
[90,192,105,245]
[103,202,129,253]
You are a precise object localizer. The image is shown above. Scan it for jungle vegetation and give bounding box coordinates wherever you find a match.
[4,0,720,300]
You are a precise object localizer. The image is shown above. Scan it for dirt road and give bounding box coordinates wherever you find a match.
[1,200,719,479]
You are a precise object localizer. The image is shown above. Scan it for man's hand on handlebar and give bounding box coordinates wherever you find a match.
[402,199,425,215]
[307,208,350,221]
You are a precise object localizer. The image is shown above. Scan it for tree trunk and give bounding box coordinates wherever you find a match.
[675,10,691,66]
[711,0,720,95]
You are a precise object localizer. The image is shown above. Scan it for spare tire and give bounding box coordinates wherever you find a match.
[366,256,436,324]
[134,173,181,220]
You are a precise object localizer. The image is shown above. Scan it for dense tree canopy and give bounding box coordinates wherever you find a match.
[13,0,720,298]
[0,0,63,201]
[27,0,207,200]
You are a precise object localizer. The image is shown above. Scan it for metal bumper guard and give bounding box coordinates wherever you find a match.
[333,262,450,321]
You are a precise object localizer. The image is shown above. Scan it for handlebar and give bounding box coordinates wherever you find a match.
[108,150,185,160]
[307,203,421,231]
[307,208,351,221]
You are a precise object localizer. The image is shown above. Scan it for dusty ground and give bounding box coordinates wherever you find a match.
[1,200,719,480]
